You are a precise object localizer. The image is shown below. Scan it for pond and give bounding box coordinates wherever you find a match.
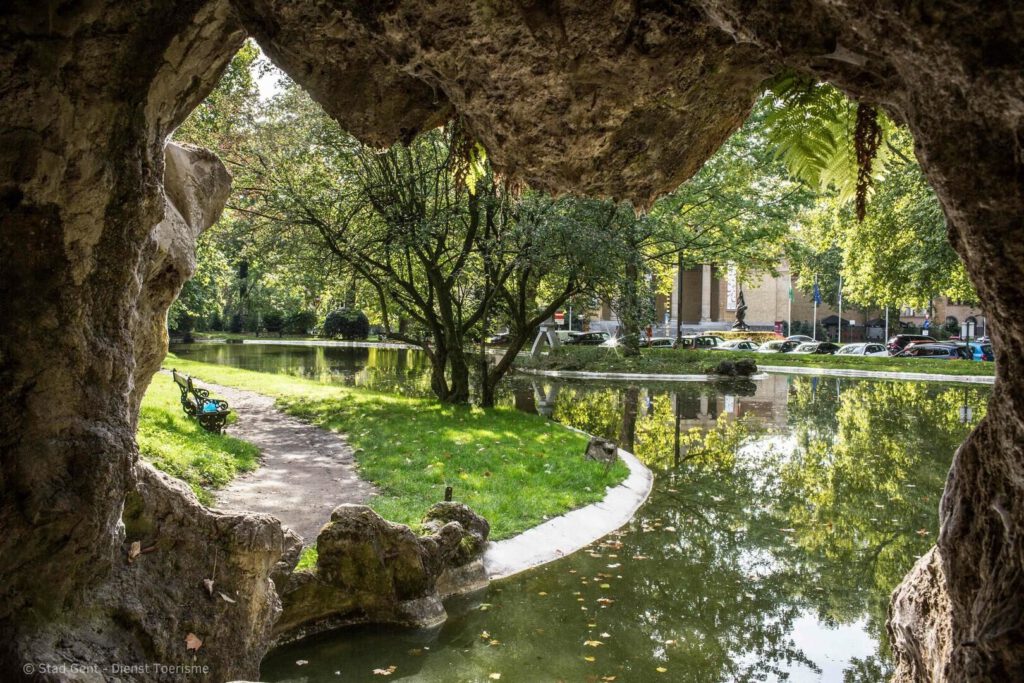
[171,343,988,682]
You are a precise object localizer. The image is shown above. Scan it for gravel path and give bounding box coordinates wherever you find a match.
[200,381,376,543]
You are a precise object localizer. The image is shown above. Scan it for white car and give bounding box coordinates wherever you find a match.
[758,340,800,353]
[836,342,889,357]
[715,339,760,351]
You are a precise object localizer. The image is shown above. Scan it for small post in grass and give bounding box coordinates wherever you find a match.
[444,485,453,502]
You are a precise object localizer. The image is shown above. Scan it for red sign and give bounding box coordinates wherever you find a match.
[554,311,565,323]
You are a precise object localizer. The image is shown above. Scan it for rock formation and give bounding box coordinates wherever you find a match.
[1,0,1022,680]
[274,504,490,644]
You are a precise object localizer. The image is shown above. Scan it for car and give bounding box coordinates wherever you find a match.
[555,330,581,344]
[714,339,761,351]
[643,336,676,348]
[566,331,610,346]
[676,334,725,350]
[887,334,937,355]
[757,340,801,353]
[955,341,995,361]
[897,343,970,360]
[835,342,889,357]
[786,335,815,343]
[791,341,841,354]
[486,331,513,345]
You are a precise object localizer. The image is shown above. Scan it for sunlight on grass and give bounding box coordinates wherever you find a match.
[137,375,259,505]
[161,354,628,540]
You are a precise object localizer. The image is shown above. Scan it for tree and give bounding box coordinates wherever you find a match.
[232,85,622,405]
[763,81,976,310]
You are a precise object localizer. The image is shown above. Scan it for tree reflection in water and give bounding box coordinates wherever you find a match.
[262,374,989,682]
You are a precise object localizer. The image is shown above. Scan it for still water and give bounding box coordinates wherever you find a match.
[171,343,988,682]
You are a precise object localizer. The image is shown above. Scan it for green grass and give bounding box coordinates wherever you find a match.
[520,345,996,377]
[137,376,260,505]
[159,355,628,540]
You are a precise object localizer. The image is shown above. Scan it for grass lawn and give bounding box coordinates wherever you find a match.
[137,375,260,505]
[153,355,628,541]
[520,345,996,377]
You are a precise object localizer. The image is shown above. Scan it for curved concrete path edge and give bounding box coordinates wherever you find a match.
[518,367,768,382]
[519,365,993,385]
[759,364,995,384]
[482,428,654,581]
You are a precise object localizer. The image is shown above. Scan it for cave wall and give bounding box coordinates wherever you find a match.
[1,0,1021,680]
[0,2,298,679]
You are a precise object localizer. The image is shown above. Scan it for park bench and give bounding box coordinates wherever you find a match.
[172,369,231,433]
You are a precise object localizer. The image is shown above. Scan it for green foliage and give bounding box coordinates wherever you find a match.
[322,308,370,340]
[284,310,318,335]
[763,78,893,206]
[164,355,628,540]
[173,40,261,153]
[262,310,284,335]
[136,374,259,505]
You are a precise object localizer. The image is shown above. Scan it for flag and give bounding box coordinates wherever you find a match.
[788,286,793,302]
[812,282,822,305]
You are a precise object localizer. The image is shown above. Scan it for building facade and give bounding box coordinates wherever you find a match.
[589,260,981,341]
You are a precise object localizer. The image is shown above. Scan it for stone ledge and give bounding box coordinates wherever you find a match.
[518,367,768,382]
[759,365,995,384]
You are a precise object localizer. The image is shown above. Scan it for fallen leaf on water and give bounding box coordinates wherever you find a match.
[600,583,611,589]
[185,633,203,651]
[219,592,236,604]
[128,541,141,563]
[607,563,621,569]
[656,667,668,673]
[916,528,930,536]
[602,677,617,681]
[479,603,492,611]
[584,656,596,662]
[601,632,611,638]
[372,665,397,676]
[538,591,548,596]
[584,640,604,647]
[489,674,502,680]
[480,631,491,640]
[407,648,423,656]
[489,640,500,646]
[296,660,308,666]
[203,578,215,596]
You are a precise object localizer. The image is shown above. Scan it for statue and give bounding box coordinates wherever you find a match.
[732,289,749,330]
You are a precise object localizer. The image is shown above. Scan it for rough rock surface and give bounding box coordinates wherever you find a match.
[708,358,758,377]
[2,0,1023,679]
[274,504,490,644]
[584,436,619,465]
[888,547,954,682]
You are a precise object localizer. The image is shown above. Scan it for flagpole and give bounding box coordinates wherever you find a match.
[837,274,843,344]
[787,273,792,337]
[884,306,889,344]
[812,275,818,341]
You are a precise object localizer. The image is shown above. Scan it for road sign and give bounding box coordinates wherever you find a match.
[554,311,565,323]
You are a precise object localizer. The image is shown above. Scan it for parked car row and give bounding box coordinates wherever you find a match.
[545,328,993,362]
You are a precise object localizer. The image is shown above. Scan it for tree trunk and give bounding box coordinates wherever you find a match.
[619,259,643,357]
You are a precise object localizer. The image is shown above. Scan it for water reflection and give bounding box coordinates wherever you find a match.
[175,344,988,681]
[170,342,434,396]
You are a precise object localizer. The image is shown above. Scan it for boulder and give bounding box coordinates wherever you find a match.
[274,504,490,643]
[708,359,758,377]
[888,547,953,682]
[585,436,619,464]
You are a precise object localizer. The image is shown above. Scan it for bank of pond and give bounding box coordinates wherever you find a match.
[156,343,988,681]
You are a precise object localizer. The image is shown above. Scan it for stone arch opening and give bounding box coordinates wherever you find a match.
[1,2,1021,680]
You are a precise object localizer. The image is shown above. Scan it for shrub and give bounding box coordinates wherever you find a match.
[208,310,224,332]
[263,311,284,336]
[284,310,317,335]
[229,313,243,334]
[322,309,370,340]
